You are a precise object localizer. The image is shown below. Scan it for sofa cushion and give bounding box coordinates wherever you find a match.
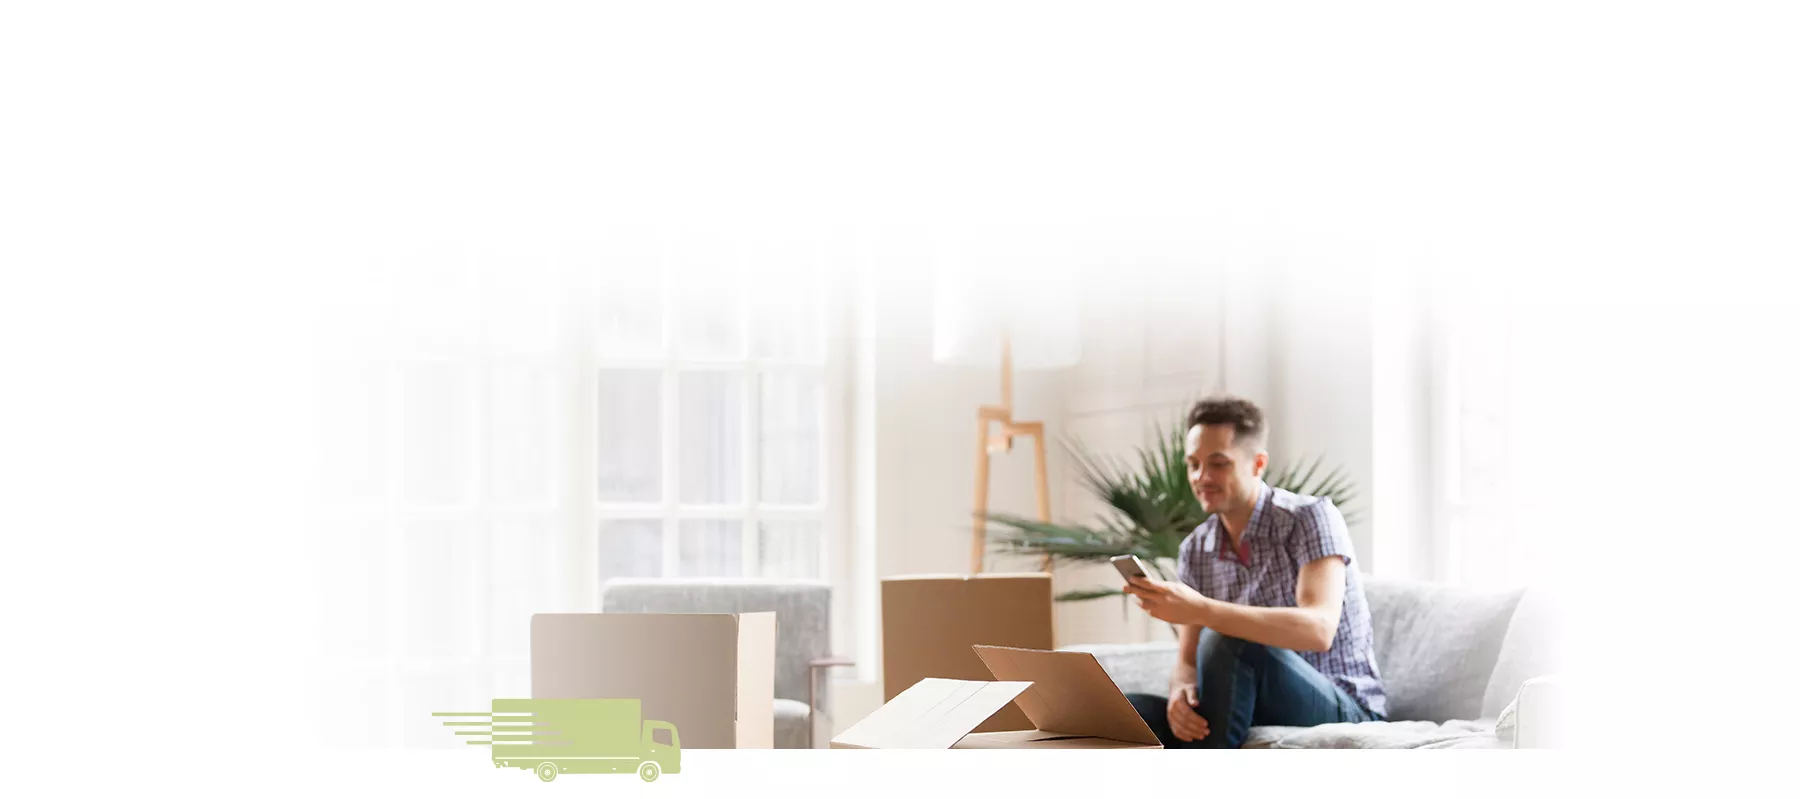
[1242,726,1289,749]
[1058,641,1180,697]
[1364,578,1522,723]
[1480,584,1566,718]
[1250,719,1500,749]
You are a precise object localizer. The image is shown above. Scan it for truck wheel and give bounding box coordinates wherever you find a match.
[638,761,660,783]
[535,762,558,782]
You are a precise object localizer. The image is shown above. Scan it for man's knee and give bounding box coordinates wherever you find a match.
[1197,629,1272,670]
[1125,692,1166,723]
[1127,693,1211,749]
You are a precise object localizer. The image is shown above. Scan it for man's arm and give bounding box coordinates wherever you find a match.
[1174,622,1199,674]
[1192,556,1345,651]
[1126,555,1347,652]
[1164,623,1209,742]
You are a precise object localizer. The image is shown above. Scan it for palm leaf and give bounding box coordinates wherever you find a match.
[1056,588,1127,602]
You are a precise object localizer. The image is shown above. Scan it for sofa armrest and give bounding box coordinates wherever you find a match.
[806,657,855,749]
[1058,642,1181,697]
[1500,673,1569,749]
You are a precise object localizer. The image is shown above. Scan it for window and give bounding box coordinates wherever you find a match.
[590,229,840,589]
[1428,270,1528,589]
[311,230,846,749]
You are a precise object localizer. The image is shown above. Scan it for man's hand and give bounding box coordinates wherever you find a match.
[1122,576,1210,626]
[1166,682,1209,742]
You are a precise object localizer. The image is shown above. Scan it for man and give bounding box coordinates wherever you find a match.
[1122,395,1386,748]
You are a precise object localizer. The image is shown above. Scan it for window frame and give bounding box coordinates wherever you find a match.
[581,240,848,603]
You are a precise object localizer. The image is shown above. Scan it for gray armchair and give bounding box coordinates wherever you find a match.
[599,578,851,748]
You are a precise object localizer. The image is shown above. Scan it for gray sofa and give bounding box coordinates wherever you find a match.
[1062,576,1566,748]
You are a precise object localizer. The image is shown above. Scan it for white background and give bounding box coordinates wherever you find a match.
[4,1,1799,794]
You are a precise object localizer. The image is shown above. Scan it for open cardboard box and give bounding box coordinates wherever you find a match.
[833,645,1163,749]
[531,612,776,749]
[882,573,1053,732]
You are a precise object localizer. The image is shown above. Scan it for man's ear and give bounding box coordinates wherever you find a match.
[1252,451,1269,478]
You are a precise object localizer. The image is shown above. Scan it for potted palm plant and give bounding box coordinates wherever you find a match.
[984,414,1360,602]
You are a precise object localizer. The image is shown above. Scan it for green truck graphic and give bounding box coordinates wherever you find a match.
[433,698,680,783]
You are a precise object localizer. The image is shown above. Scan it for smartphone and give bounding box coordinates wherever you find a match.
[1110,554,1152,583]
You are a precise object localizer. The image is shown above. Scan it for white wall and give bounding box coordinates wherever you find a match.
[1048,235,1392,646]
[863,232,1067,584]
[833,226,1068,732]
[1264,258,1376,571]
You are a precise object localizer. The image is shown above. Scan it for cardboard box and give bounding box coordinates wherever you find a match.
[531,612,775,749]
[882,573,1053,732]
[833,645,1163,749]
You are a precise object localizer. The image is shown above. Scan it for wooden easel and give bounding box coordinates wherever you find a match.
[971,335,1053,574]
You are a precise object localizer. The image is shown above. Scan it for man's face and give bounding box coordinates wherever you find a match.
[1185,424,1265,514]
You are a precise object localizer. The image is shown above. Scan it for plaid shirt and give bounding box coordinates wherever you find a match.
[1177,481,1388,719]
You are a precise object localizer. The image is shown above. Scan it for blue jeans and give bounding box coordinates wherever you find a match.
[1126,629,1376,749]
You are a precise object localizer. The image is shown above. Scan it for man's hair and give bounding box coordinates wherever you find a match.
[1186,395,1268,453]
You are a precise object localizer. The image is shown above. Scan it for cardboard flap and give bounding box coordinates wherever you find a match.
[832,678,1033,749]
[734,612,777,748]
[973,646,1162,746]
